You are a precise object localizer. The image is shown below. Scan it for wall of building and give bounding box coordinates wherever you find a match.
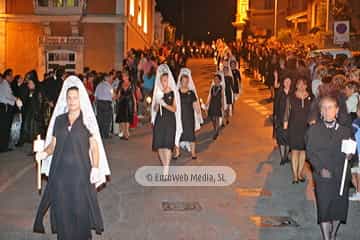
[126,23,148,50]
[83,23,116,72]
[248,0,288,35]
[6,0,33,14]
[87,0,116,14]
[5,22,42,75]
[50,22,72,36]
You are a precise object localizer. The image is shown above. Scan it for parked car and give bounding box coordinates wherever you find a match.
[308,48,353,59]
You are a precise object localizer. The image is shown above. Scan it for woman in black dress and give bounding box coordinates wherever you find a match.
[306,96,353,240]
[34,76,111,240]
[152,64,182,175]
[223,64,234,124]
[274,77,292,165]
[115,71,136,140]
[207,73,224,140]
[175,68,202,159]
[284,78,312,183]
[265,53,279,100]
[230,58,241,100]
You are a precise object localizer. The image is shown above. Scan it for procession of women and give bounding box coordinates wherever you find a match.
[2,38,360,239]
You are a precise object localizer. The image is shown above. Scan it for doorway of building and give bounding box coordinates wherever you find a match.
[46,50,76,73]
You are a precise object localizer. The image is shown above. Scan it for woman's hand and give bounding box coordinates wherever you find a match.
[320,168,332,178]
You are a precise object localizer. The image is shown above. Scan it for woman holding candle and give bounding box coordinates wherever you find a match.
[33,76,110,240]
[306,96,353,240]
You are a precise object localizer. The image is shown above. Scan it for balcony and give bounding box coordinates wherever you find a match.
[33,0,86,15]
[40,36,84,47]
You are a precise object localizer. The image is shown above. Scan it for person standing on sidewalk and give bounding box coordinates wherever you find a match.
[0,69,17,153]
[115,70,136,141]
[95,74,113,139]
[306,96,353,240]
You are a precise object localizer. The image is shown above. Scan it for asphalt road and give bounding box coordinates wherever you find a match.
[0,58,359,240]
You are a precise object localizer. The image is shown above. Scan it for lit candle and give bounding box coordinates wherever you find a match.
[33,135,45,191]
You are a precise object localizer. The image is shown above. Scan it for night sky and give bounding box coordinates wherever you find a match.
[155,0,236,42]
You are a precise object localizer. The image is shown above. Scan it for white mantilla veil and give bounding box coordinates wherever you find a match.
[151,64,183,147]
[177,68,203,131]
[41,75,111,188]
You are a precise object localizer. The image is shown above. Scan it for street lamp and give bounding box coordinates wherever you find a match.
[274,0,278,38]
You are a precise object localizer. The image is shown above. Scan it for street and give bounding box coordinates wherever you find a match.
[1,58,360,240]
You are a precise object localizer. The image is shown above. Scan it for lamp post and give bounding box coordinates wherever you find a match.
[181,0,185,41]
[274,0,278,38]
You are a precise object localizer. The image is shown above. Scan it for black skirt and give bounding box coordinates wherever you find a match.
[314,174,350,224]
[152,91,176,150]
[180,90,196,142]
[208,86,222,118]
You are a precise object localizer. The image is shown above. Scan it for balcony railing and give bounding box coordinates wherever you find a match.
[33,0,86,15]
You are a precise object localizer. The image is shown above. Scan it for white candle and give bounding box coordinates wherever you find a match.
[33,135,45,192]
[33,135,45,153]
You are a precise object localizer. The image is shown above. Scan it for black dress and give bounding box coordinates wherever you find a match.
[208,85,222,118]
[306,122,352,224]
[179,90,197,142]
[224,76,234,105]
[20,90,46,143]
[152,91,176,151]
[274,89,289,145]
[33,113,104,239]
[116,84,134,123]
[265,63,278,88]
[284,94,312,150]
[231,69,241,94]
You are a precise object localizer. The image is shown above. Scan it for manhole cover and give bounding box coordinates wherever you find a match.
[236,188,272,197]
[162,201,202,212]
[250,216,299,228]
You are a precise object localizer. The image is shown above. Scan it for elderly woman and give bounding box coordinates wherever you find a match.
[306,96,353,240]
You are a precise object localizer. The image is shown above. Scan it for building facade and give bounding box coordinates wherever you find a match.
[154,11,176,45]
[233,0,289,38]
[285,0,360,48]
[0,0,155,76]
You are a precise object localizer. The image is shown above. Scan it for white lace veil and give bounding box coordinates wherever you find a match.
[176,68,203,131]
[41,75,111,188]
[151,64,183,147]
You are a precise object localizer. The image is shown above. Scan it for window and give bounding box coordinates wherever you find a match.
[143,0,148,33]
[35,0,82,15]
[47,50,76,73]
[36,0,80,8]
[137,0,142,26]
[129,0,135,16]
[264,0,273,9]
[38,0,49,7]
